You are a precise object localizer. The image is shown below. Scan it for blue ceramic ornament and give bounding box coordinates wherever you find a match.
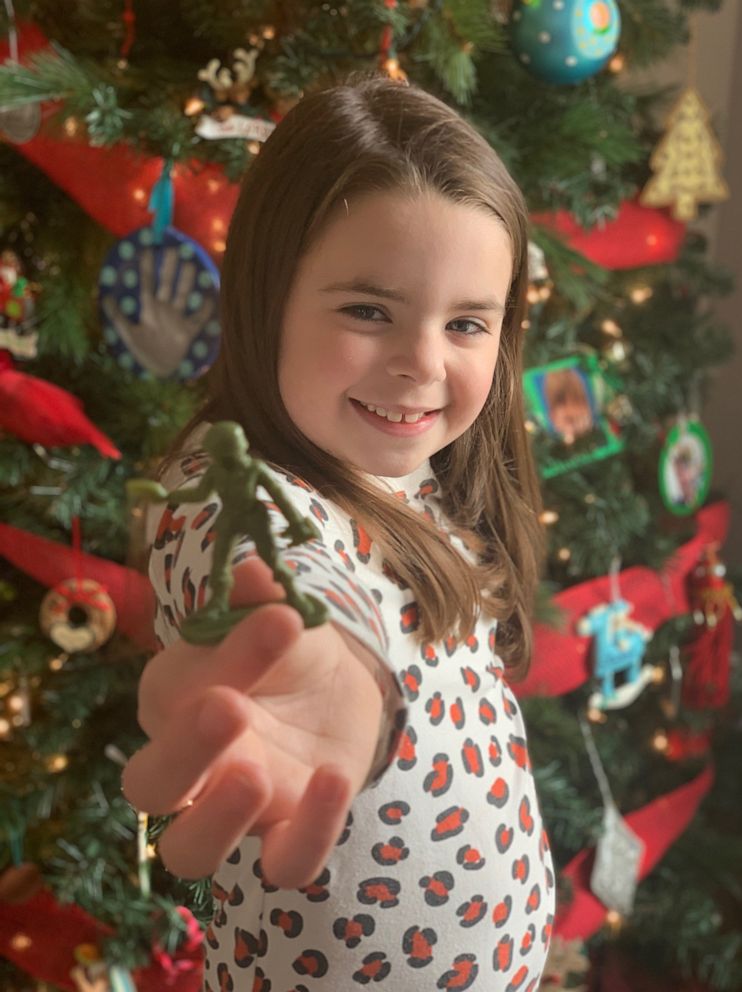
[577,598,653,710]
[511,0,621,85]
[98,226,221,380]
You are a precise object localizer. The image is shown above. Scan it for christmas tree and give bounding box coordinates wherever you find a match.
[1,1,740,989]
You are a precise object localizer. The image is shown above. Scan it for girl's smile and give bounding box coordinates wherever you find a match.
[278,189,512,478]
[350,398,441,435]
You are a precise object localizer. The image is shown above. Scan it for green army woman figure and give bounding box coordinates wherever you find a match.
[127,421,328,644]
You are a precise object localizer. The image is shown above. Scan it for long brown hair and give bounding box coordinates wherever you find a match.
[168,74,544,678]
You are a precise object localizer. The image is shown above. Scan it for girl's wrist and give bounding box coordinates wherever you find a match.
[332,625,405,791]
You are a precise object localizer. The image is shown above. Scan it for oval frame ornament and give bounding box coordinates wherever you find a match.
[659,418,713,516]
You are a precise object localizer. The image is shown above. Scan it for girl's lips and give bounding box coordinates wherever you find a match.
[350,399,440,436]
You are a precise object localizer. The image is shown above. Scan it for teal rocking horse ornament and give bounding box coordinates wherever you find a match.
[578,598,654,711]
[127,421,329,644]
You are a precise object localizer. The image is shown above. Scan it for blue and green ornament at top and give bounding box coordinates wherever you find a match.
[510,0,621,85]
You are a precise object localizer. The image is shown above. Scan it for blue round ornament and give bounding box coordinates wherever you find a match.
[98,226,221,380]
[511,0,621,85]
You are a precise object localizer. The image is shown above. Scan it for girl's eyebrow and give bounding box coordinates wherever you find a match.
[320,279,505,315]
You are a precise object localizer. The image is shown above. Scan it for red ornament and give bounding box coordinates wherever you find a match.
[688,542,741,628]
[0,352,121,457]
[665,726,712,762]
[682,542,741,709]
[0,888,202,991]
[532,199,686,269]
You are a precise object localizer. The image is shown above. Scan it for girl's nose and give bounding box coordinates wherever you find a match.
[385,325,446,384]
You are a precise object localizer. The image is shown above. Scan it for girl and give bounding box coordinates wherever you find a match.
[123,74,554,991]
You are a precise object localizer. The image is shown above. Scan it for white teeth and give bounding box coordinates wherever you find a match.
[359,401,427,424]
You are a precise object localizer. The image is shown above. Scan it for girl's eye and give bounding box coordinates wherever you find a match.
[341,304,387,322]
[448,319,488,336]
[341,307,487,335]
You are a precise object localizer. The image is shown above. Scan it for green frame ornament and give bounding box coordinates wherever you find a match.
[523,355,624,479]
[658,418,713,516]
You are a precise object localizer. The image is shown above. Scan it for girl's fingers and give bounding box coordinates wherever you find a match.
[229,556,286,606]
[139,602,303,737]
[157,758,273,879]
[260,765,352,890]
[123,686,251,815]
[210,602,304,692]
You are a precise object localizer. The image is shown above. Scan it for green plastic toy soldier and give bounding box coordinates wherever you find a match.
[127,421,328,644]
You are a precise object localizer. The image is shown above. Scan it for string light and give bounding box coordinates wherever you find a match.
[131,187,147,204]
[246,140,261,155]
[605,340,628,362]
[601,318,622,337]
[605,909,624,933]
[609,53,625,73]
[557,547,572,562]
[587,706,607,724]
[584,493,596,504]
[46,754,69,773]
[524,419,537,433]
[539,510,559,525]
[630,285,653,304]
[521,318,531,331]
[381,57,408,82]
[10,933,32,951]
[63,117,80,137]
[0,716,11,739]
[184,96,206,117]
[526,286,541,305]
[49,655,66,671]
[652,729,669,753]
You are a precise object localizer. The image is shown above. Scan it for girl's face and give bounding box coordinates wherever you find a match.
[278,190,513,477]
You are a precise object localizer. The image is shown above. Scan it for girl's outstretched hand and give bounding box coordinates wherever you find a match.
[122,557,385,886]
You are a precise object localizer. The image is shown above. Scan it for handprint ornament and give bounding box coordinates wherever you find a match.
[98,226,221,380]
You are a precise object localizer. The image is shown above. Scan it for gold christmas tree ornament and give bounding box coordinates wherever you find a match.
[640,84,730,222]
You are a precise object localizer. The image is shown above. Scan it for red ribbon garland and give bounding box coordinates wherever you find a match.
[555,762,714,939]
[514,502,730,699]
[0,522,156,650]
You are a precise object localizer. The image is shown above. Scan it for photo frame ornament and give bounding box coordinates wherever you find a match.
[658,417,712,516]
[523,354,624,478]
